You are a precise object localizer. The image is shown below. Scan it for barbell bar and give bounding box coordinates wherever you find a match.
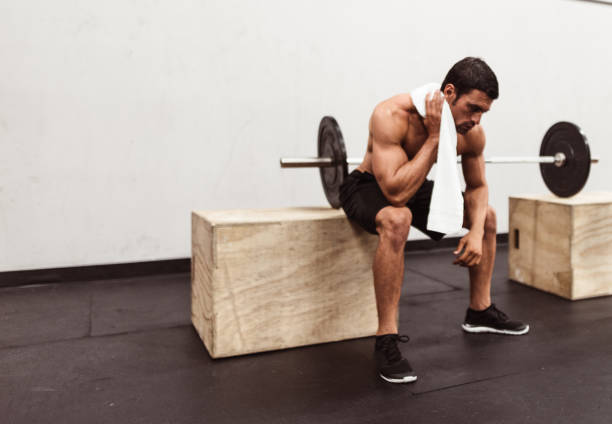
[280,116,600,208]
[280,153,590,168]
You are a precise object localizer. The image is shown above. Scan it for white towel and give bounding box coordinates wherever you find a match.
[410,83,463,235]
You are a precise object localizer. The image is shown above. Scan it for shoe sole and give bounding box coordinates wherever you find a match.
[379,374,418,384]
[461,324,530,335]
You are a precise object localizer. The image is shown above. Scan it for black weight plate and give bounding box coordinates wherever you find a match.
[318,116,348,208]
[539,121,590,197]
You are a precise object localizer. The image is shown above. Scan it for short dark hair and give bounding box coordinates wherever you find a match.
[441,57,499,100]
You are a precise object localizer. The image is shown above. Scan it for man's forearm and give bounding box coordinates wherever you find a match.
[464,185,488,235]
[387,137,439,206]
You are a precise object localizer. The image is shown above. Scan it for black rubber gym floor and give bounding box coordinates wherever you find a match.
[2,245,611,423]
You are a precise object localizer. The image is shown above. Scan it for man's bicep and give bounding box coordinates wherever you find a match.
[462,127,487,189]
[372,137,408,199]
[367,108,409,201]
[461,152,486,189]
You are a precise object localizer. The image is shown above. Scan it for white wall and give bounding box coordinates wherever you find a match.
[1,0,611,271]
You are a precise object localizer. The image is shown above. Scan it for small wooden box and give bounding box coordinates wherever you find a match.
[509,192,612,300]
[191,207,379,358]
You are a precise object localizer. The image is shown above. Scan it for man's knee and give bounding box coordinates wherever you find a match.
[484,205,497,235]
[375,207,412,244]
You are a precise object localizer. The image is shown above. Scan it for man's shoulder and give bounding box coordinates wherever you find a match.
[371,94,417,137]
[373,93,416,116]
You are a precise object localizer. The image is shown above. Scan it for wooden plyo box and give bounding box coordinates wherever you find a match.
[191,207,379,358]
[509,192,612,300]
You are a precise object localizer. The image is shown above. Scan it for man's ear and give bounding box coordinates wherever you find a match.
[443,83,456,102]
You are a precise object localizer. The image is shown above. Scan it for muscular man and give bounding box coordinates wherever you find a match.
[339,57,529,384]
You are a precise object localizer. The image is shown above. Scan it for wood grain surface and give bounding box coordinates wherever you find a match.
[191,208,379,358]
[509,193,612,300]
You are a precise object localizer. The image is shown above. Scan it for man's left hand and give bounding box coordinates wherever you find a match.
[453,231,483,267]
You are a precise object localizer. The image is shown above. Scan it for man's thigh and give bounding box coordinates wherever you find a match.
[339,170,391,235]
[406,179,465,241]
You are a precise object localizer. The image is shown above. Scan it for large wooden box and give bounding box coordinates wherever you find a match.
[191,207,379,358]
[508,192,612,300]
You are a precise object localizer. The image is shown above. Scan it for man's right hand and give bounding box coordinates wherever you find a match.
[423,90,444,140]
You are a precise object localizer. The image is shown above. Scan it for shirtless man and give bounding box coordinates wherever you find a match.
[338,57,529,384]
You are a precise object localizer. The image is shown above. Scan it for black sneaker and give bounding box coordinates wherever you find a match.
[374,334,417,383]
[462,303,529,335]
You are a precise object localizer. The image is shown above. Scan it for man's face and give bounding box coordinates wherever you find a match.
[443,86,493,135]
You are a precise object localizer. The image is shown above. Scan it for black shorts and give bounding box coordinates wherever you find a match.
[339,169,452,241]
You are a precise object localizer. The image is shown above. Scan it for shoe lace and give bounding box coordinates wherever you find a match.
[490,304,509,321]
[380,334,410,363]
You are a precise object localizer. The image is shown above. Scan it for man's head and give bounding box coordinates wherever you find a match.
[440,57,498,134]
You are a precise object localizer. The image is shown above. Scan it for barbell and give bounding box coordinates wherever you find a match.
[280,116,599,208]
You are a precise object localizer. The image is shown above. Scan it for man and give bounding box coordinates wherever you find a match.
[339,57,529,384]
